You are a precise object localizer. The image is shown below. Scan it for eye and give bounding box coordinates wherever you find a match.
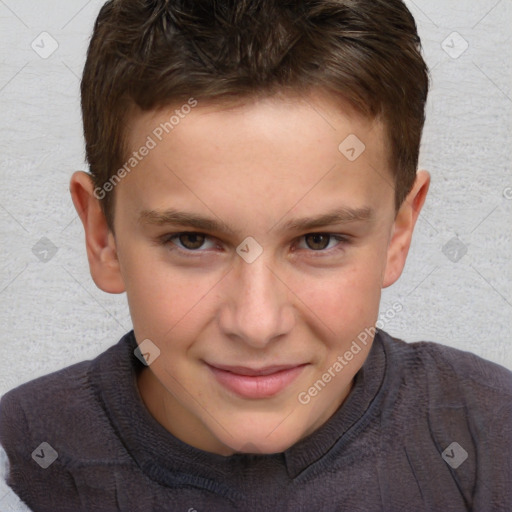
[159,231,349,257]
[162,232,217,252]
[295,233,348,253]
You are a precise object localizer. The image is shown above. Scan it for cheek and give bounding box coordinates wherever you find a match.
[119,246,178,332]
[121,247,223,339]
[301,262,382,332]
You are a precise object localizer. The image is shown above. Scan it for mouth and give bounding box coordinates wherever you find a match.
[206,362,308,399]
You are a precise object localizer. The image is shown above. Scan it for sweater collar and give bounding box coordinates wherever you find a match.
[93,329,387,492]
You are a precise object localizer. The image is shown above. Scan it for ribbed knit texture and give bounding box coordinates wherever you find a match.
[1,329,511,511]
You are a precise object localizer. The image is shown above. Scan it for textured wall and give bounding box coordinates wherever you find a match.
[0,0,511,401]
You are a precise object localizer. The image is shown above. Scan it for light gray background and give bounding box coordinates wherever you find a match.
[0,0,511,400]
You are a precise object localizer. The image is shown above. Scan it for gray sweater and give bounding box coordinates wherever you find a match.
[0,329,511,511]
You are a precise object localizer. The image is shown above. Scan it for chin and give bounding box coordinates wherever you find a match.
[218,423,304,455]
[230,438,295,455]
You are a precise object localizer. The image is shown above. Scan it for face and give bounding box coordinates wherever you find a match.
[71,88,429,456]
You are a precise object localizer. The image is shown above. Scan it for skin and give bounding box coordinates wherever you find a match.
[69,88,429,456]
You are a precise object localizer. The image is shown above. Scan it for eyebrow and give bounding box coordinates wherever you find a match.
[138,206,374,235]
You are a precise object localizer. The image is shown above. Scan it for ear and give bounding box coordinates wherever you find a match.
[69,171,125,294]
[382,170,430,288]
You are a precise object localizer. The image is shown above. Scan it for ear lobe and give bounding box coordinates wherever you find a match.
[69,171,125,294]
[382,170,430,288]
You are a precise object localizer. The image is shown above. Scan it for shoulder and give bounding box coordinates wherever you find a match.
[0,356,97,509]
[0,353,99,440]
[376,332,512,507]
[379,330,512,426]
[381,331,512,395]
[0,354,93,437]
[0,332,135,470]
[0,445,33,512]
[0,332,137,509]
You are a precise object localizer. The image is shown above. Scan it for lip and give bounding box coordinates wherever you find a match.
[207,363,308,399]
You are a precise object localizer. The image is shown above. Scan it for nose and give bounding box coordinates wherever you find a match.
[218,253,295,349]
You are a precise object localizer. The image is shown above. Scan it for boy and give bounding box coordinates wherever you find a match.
[1,0,511,510]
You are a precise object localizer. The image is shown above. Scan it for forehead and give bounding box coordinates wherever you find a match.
[126,88,388,160]
[117,89,394,229]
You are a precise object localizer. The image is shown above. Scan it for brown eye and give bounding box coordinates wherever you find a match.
[304,234,330,250]
[177,232,206,250]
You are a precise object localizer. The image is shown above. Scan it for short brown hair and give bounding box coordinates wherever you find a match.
[81,0,430,232]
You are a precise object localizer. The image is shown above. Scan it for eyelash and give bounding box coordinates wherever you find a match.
[159,232,350,257]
